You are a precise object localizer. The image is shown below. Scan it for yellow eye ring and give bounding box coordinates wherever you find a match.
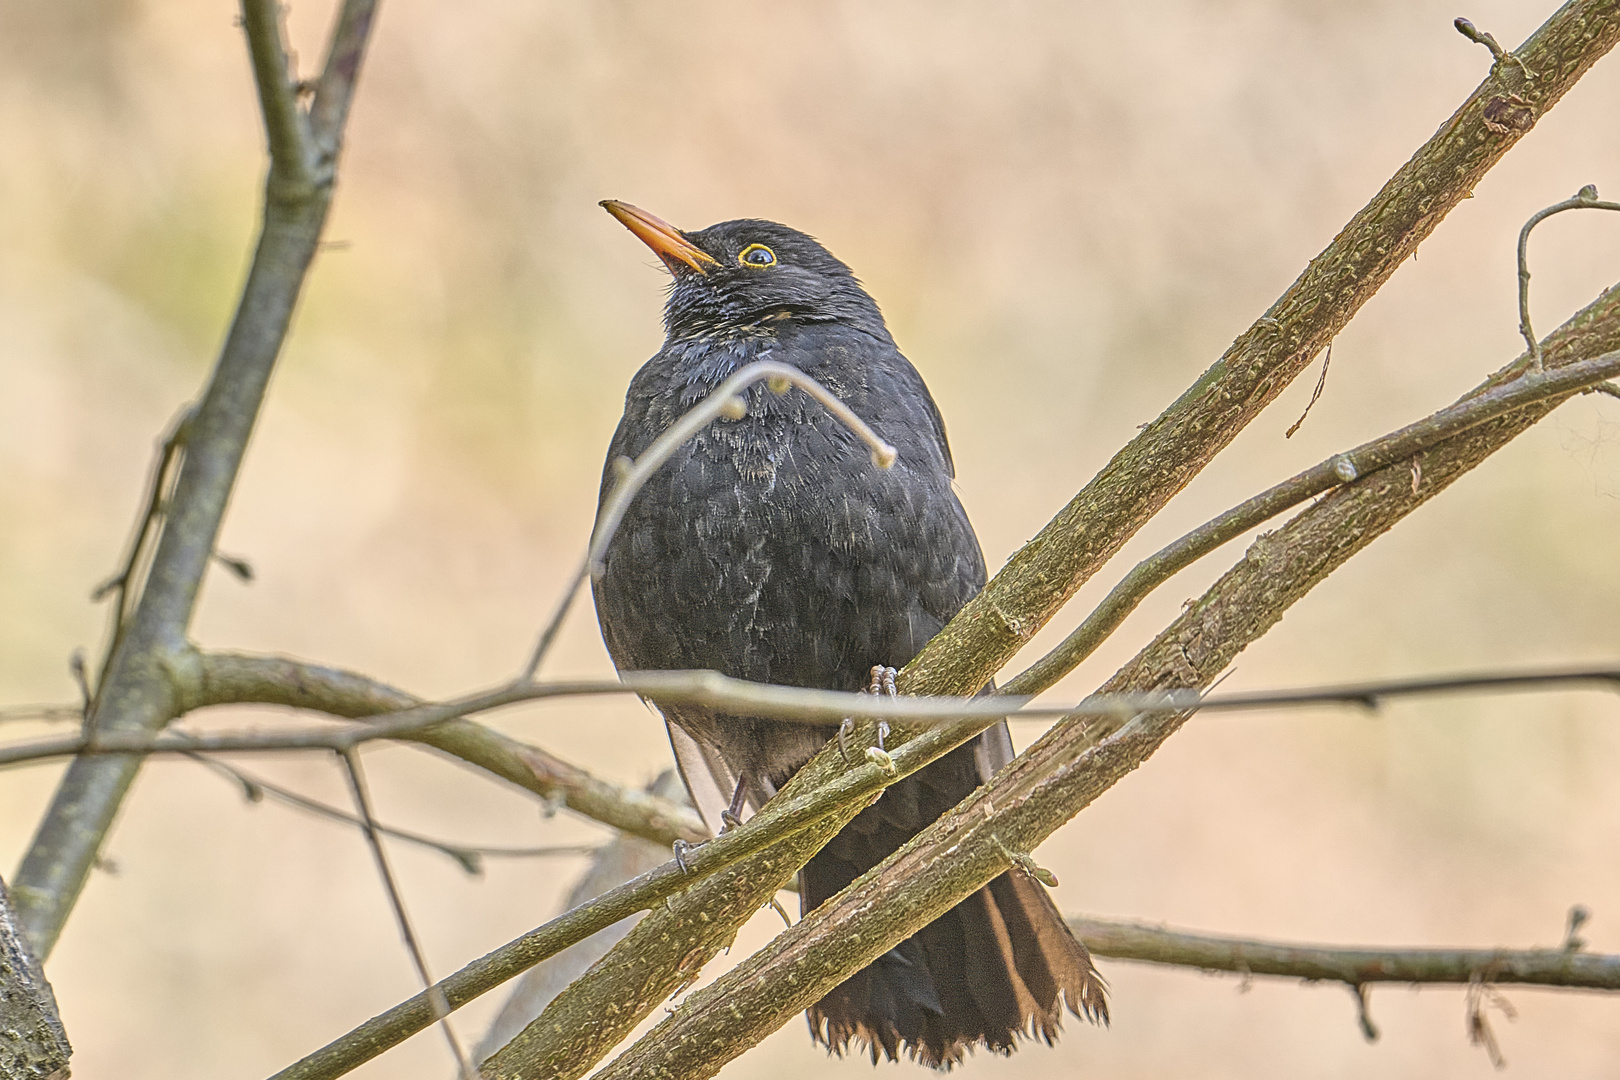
[738,243,776,268]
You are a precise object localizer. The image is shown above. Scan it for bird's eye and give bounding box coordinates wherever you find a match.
[738,243,776,268]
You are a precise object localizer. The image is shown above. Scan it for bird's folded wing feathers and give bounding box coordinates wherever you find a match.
[665,714,732,837]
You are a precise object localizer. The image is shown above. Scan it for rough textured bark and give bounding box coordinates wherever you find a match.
[903,0,1620,701]
[0,876,69,1079]
[451,6,1620,1074]
[587,283,1620,1079]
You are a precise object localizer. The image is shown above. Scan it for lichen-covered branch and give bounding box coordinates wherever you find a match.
[0,874,69,1078]
[453,7,1620,1073]
[585,281,1620,1079]
[903,0,1620,701]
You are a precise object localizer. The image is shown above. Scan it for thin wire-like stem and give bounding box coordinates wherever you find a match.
[5,666,1620,771]
[518,360,897,681]
[188,755,597,874]
[1517,187,1620,370]
[338,749,473,1080]
[0,706,82,726]
[519,557,590,684]
[87,407,192,694]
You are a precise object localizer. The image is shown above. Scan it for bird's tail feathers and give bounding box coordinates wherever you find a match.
[807,867,1106,1069]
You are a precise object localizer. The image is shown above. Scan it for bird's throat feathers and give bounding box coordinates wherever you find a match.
[667,333,781,408]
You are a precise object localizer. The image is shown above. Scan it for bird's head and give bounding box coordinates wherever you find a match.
[601,200,888,342]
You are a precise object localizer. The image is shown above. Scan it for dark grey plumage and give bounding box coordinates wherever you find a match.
[591,205,1106,1067]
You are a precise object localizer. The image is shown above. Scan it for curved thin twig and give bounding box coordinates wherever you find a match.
[187,754,598,874]
[1517,186,1620,369]
[519,359,897,681]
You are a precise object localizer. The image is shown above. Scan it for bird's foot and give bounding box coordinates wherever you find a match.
[718,777,749,833]
[855,666,898,772]
[864,743,898,775]
[766,895,793,927]
[672,838,695,873]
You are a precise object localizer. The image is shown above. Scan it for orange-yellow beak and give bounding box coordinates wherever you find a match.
[601,200,718,275]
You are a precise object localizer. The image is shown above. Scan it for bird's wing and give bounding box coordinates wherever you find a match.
[664,714,731,837]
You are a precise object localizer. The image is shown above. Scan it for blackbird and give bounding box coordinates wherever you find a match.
[591,200,1107,1068]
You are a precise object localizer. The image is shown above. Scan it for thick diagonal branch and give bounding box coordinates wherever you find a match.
[439,7,1620,1074]
[903,0,1620,700]
[588,280,1620,1078]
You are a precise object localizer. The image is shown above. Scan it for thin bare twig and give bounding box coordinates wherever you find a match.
[1284,342,1332,438]
[1517,186,1620,370]
[1455,17,1538,81]
[6,666,1620,772]
[338,749,473,1080]
[306,0,379,156]
[519,359,897,681]
[1069,915,1620,990]
[188,651,707,847]
[87,406,191,692]
[1072,911,1620,1061]
[188,754,597,874]
[241,0,318,190]
[0,705,83,726]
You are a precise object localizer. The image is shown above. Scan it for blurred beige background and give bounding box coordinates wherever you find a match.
[2,1,1619,1077]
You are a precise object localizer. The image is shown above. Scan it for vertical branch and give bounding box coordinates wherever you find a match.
[8,0,382,960]
[240,0,317,192]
